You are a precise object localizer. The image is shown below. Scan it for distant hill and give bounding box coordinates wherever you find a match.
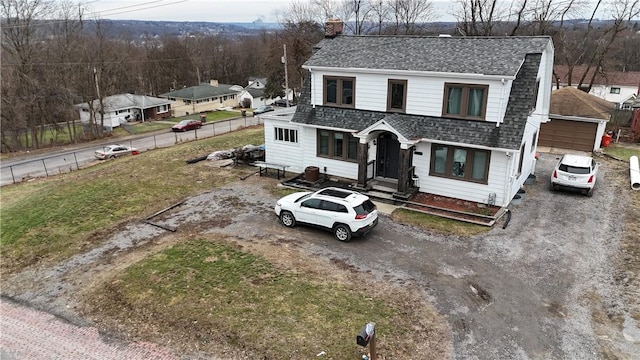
[82,19,282,39]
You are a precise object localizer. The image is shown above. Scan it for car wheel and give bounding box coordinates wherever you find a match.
[549,181,557,191]
[109,155,116,159]
[586,188,594,197]
[280,211,296,227]
[333,224,352,242]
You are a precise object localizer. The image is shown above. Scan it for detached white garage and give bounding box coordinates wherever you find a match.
[540,87,612,152]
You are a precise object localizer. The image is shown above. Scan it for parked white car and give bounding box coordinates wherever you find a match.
[550,154,599,196]
[275,187,378,242]
[94,144,138,160]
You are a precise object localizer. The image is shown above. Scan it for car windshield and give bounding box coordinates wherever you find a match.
[353,200,376,215]
[178,120,190,125]
[559,164,590,174]
[294,193,312,203]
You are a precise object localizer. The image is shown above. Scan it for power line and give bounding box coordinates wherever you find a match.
[0,0,188,29]
[94,0,188,18]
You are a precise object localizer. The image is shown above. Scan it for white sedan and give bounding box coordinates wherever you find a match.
[94,144,138,160]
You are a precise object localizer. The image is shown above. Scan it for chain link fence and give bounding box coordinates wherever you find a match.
[1,116,263,186]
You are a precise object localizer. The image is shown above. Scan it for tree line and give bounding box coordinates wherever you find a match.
[2,0,639,152]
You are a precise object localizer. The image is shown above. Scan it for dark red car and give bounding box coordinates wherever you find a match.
[172,119,202,132]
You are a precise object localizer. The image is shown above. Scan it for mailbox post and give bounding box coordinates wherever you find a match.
[356,322,376,360]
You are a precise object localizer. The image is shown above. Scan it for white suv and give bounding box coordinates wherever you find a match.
[550,154,599,197]
[274,187,378,242]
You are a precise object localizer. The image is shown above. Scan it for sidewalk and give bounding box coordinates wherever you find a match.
[0,299,183,360]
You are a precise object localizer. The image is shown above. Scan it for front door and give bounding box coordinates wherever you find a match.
[376,132,400,179]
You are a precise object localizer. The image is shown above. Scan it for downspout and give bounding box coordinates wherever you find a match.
[497,78,506,127]
[504,151,513,206]
[309,69,316,109]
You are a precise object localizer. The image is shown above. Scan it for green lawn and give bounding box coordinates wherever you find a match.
[0,127,265,274]
[120,111,241,134]
[84,238,436,358]
[603,143,640,162]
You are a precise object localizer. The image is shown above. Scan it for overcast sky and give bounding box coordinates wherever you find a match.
[86,0,620,24]
[86,0,459,23]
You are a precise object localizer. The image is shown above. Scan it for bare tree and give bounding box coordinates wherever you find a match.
[1,0,54,149]
[390,0,435,34]
[342,0,375,35]
[370,0,392,34]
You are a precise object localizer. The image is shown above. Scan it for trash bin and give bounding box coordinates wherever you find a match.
[200,114,207,123]
[601,134,612,147]
[305,166,320,182]
[241,110,246,117]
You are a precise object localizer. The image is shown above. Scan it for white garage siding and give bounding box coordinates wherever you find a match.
[412,142,510,206]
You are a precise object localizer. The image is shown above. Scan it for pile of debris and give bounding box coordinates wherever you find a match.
[186,144,265,165]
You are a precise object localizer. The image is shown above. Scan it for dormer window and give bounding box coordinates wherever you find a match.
[442,83,488,120]
[387,79,407,113]
[324,76,355,108]
[610,87,620,94]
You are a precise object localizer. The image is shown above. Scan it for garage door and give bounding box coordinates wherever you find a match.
[539,119,597,152]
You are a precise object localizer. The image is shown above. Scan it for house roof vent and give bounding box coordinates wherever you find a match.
[438,34,452,37]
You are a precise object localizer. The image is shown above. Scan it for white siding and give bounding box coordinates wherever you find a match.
[264,120,360,180]
[413,142,510,206]
[264,119,304,172]
[310,71,509,122]
[296,127,359,179]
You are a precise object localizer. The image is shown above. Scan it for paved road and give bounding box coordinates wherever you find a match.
[0,115,264,186]
[0,299,181,360]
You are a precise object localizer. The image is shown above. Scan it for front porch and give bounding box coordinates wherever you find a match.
[280,172,506,227]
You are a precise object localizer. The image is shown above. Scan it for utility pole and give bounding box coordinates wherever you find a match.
[282,44,289,107]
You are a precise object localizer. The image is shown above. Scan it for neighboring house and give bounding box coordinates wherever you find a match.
[76,93,171,130]
[539,87,612,152]
[247,77,267,89]
[554,65,640,109]
[159,80,241,117]
[262,23,554,208]
[238,79,268,108]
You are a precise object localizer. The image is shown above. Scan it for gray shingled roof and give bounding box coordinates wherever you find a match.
[292,53,542,151]
[306,35,550,76]
[76,93,171,111]
[160,84,239,100]
[247,88,264,98]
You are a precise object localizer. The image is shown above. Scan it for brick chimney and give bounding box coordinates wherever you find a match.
[325,18,343,38]
[209,79,219,87]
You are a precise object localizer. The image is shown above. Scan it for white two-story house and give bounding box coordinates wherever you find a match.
[262,24,554,208]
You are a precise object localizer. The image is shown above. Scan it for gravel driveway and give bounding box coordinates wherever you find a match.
[2,151,639,359]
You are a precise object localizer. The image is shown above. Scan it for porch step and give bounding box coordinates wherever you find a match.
[366,190,396,201]
[370,184,396,193]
